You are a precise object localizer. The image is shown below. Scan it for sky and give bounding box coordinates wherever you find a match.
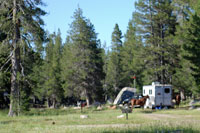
[42,0,136,48]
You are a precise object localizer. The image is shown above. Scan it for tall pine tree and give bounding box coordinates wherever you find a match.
[0,31,10,108]
[0,0,46,116]
[134,0,178,85]
[172,0,198,99]
[179,1,200,95]
[42,30,63,108]
[105,24,123,97]
[61,8,104,105]
[120,20,144,91]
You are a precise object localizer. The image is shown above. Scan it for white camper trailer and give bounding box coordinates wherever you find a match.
[143,82,173,109]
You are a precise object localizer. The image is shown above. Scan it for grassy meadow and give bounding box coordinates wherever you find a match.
[0,106,200,133]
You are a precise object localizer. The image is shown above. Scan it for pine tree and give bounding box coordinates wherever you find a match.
[28,39,45,106]
[172,57,197,98]
[19,46,42,111]
[51,30,63,107]
[101,42,110,101]
[134,0,178,85]
[0,32,11,108]
[105,24,123,97]
[180,2,200,93]
[0,0,46,116]
[120,20,144,91]
[171,0,198,99]
[42,30,63,108]
[61,8,104,105]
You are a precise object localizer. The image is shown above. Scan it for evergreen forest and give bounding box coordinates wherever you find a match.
[0,0,200,116]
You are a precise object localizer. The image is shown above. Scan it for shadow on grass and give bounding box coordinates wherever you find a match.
[0,109,8,116]
[22,106,104,116]
[131,108,156,114]
[22,108,77,116]
[139,110,155,114]
[0,120,16,125]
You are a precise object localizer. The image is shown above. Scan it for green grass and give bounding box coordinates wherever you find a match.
[0,107,200,133]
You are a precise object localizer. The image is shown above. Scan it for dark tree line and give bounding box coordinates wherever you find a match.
[0,0,200,116]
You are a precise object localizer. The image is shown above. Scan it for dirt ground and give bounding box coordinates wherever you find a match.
[66,123,140,128]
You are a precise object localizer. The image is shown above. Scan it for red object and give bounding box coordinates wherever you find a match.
[132,76,136,79]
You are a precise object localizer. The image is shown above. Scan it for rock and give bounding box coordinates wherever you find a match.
[196,107,200,110]
[97,106,102,110]
[50,106,54,109]
[117,114,124,119]
[73,107,81,110]
[63,106,68,109]
[80,115,88,119]
[111,105,116,109]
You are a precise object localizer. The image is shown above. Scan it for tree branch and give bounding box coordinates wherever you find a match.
[0,51,13,72]
[20,63,32,87]
[20,63,25,77]
[18,4,25,15]
[5,64,11,72]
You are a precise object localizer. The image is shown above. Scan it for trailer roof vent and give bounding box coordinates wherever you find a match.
[152,82,160,85]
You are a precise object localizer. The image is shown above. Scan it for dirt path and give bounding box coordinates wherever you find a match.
[144,114,180,120]
[66,123,140,128]
[65,114,179,128]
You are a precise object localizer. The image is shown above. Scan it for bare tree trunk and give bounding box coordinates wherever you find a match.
[52,98,56,108]
[47,98,50,108]
[85,90,90,107]
[180,89,185,100]
[33,96,36,104]
[8,0,21,116]
[86,97,90,107]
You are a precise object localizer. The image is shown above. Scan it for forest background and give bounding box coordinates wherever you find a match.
[0,0,200,116]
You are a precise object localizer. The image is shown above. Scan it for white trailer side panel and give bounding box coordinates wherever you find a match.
[143,85,155,108]
[143,83,173,108]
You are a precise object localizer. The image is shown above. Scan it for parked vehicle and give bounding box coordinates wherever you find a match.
[143,82,173,109]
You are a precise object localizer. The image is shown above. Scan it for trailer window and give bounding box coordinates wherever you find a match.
[143,90,145,94]
[165,88,170,93]
[149,89,152,95]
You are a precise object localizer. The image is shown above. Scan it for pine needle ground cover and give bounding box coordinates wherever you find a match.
[0,108,200,133]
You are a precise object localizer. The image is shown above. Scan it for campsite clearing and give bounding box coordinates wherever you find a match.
[0,108,200,132]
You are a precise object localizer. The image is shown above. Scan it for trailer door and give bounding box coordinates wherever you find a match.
[163,87,171,106]
[155,86,164,106]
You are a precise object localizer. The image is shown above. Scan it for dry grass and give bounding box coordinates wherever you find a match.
[0,107,200,132]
